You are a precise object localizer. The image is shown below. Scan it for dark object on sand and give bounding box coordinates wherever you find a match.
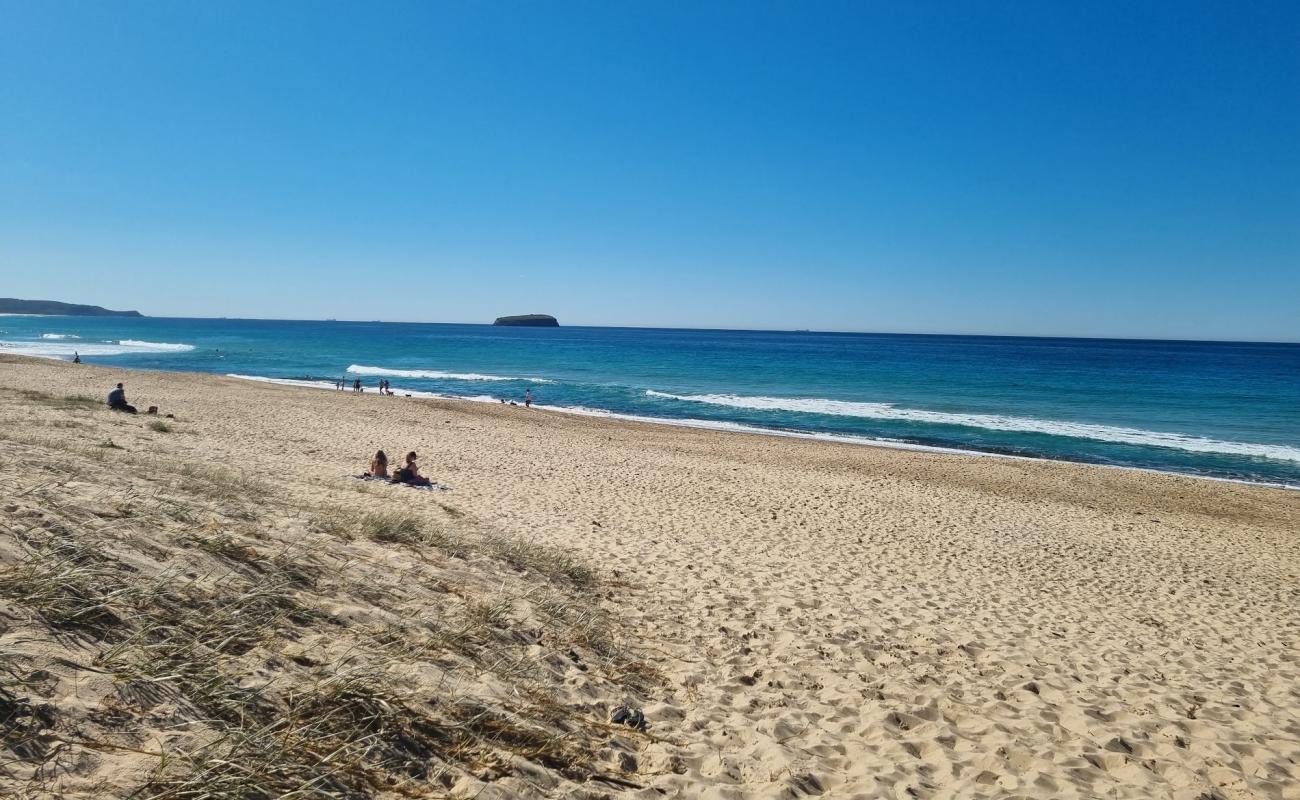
[107,383,137,414]
[0,298,143,317]
[493,314,558,327]
[350,474,451,491]
[610,706,647,732]
[147,406,159,415]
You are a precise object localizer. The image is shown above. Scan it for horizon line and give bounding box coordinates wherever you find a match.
[17,310,1299,346]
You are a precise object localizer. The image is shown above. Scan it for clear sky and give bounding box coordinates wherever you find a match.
[2,2,1297,340]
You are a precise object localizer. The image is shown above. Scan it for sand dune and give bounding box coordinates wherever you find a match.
[2,354,1297,799]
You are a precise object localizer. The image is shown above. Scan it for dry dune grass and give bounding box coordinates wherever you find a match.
[0,387,658,798]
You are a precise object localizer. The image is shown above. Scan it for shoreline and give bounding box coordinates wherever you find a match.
[5,351,1296,490]
[4,333,1296,487]
[16,357,1298,493]
[10,352,1298,522]
[229,368,1300,493]
[233,372,1300,491]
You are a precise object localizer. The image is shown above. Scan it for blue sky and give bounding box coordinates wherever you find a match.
[2,2,1297,340]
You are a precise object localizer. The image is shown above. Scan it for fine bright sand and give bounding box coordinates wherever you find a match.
[1,355,1298,799]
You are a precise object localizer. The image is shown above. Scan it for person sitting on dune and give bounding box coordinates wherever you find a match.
[106,382,137,414]
[370,450,388,478]
[396,451,433,486]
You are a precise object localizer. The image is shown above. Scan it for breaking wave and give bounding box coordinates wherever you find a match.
[348,364,553,383]
[0,338,195,357]
[645,391,1300,462]
[118,340,195,351]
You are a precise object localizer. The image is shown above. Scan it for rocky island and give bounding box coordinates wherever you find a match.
[0,298,144,317]
[493,314,559,327]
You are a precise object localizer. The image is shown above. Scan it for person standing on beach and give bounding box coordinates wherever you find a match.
[353,378,362,393]
[524,388,533,408]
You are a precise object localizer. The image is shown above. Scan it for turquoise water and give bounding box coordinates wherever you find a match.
[3,316,1298,488]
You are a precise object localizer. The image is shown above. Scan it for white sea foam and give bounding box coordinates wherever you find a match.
[549,404,984,453]
[226,375,342,392]
[0,338,196,358]
[347,364,554,383]
[41,333,80,339]
[118,340,195,351]
[645,391,1300,462]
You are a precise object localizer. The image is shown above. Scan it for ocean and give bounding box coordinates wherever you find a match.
[3,315,1298,488]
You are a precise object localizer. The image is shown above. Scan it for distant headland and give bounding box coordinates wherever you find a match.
[493,314,558,327]
[0,298,144,317]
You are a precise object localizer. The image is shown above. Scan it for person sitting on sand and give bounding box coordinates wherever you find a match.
[72,352,81,363]
[396,451,433,486]
[106,382,137,414]
[370,450,388,478]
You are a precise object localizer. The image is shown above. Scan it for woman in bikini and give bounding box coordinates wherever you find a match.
[399,451,433,486]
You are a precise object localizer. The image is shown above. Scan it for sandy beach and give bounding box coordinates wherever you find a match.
[2,353,1298,799]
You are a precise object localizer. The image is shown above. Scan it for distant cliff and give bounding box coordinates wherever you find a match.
[493,314,558,327]
[0,298,144,317]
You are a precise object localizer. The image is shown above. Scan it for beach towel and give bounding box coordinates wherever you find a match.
[350,474,452,491]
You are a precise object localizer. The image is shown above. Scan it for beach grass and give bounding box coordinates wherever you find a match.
[13,389,102,411]
[0,386,655,797]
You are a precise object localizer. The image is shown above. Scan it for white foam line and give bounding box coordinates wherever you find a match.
[646,391,1300,463]
[226,375,342,392]
[348,363,554,383]
[0,339,195,357]
[540,405,1298,490]
[548,404,1000,454]
[118,339,194,351]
